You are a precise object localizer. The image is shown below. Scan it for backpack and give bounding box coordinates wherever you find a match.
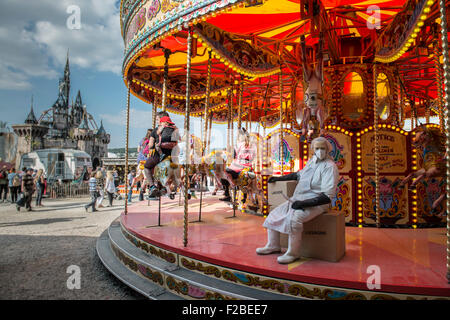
[12,174,21,187]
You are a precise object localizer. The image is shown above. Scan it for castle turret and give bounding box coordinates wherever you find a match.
[12,97,49,169]
[71,90,84,127]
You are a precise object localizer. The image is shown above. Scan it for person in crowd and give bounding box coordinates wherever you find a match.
[95,170,105,208]
[105,170,116,207]
[18,168,35,212]
[144,111,180,198]
[85,172,99,212]
[127,169,136,203]
[8,168,20,204]
[0,165,9,203]
[34,169,45,207]
[256,137,339,264]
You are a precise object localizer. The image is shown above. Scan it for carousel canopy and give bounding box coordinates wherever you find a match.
[120,0,449,126]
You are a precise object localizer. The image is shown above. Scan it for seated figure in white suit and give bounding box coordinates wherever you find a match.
[256,136,339,264]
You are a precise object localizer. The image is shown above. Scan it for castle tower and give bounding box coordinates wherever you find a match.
[52,52,70,132]
[71,90,84,127]
[12,97,49,169]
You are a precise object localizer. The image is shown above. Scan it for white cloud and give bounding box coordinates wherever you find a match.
[0,0,124,90]
[100,108,154,129]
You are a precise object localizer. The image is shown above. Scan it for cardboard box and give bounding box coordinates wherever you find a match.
[267,180,297,210]
[280,210,346,262]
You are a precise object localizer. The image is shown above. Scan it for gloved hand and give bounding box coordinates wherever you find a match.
[268,172,298,183]
[267,176,278,183]
[291,193,331,210]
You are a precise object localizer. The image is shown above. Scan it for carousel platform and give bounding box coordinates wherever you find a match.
[96,194,450,300]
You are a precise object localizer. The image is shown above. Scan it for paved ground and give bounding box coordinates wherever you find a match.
[0,195,146,300]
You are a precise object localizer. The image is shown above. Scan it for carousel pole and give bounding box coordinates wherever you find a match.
[231,85,235,154]
[197,50,213,223]
[162,49,171,112]
[227,89,232,158]
[152,95,158,129]
[202,51,212,153]
[374,64,380,228]
[434,40,445,131]
[279,70,284,175]
[438,0,450,283]
[183,27,193,247]
[207,112,212,154]
[124,81,131,215]
[238,75,244,129]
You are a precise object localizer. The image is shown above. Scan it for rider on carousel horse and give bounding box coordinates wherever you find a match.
[137,128,153,187]
[144,111,180,198]
[219,128,257,202]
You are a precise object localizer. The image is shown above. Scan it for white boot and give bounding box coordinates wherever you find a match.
[277,232,302,264]
[256,229,281,255]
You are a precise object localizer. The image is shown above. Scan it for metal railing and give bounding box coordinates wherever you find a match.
[46,181,90,198]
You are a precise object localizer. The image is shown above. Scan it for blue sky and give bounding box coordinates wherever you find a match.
[0,0,229,149]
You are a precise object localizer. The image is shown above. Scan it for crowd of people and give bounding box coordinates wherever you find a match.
[0,166,46,212]
[0,163,122,213]
[84,167,119,212]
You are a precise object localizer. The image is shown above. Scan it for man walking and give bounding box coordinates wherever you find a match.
[84,172,99,212]
[17,168,35,212]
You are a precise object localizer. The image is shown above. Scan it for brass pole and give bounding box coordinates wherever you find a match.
[374,64,380,228]
[438,0,450,283]
[434,41,445,131]
[183,27,193,247]
[152,95,158,129]
[227,89,231,159]
[124,82,131,215]
[202,51,212,154]
[279,70,284,175]
[162,49,170,112]
[207,112,213,154]
[238,75,244,129]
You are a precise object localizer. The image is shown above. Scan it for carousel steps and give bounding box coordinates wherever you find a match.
[97,221,302,300]
[96,229,181,300]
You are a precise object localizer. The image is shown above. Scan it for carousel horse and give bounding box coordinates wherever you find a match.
[297,33,326,142]
[153,155,183,200]
[219,129,267,212]
[191,149,230,196]
[400,126,446,215]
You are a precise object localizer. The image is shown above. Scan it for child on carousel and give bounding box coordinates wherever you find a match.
[144,111,180,198]
[219,128,257,202]
[137,128,153,199]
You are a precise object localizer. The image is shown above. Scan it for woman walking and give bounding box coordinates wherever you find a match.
[105,170,116,207]
[95,170,105,208]
[8,168,20,204]
[34,169,45,207]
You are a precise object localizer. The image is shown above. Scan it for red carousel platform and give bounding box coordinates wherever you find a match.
[96,193,450,300]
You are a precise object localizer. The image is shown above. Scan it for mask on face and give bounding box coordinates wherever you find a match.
[315,149,327,160]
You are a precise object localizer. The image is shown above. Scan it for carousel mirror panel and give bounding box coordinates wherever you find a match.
[376,73,391,121]
[341,71,366,122]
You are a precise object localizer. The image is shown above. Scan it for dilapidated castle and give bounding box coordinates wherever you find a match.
[12,53,110,170]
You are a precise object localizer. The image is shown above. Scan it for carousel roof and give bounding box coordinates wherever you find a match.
[120,0,449,125]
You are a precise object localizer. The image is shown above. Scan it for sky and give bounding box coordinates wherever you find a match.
[0,0,231,149]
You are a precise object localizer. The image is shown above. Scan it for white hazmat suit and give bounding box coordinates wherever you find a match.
[257,137,340,264]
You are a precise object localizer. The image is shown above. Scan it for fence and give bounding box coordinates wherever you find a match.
[46,181,90,199]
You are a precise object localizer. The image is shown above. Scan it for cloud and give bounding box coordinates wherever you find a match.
[100,108,154,129]
[0,0,124,90]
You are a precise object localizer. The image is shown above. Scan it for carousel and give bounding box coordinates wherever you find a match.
[96,0,450,300]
